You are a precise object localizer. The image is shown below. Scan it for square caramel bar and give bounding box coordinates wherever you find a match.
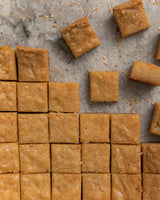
[82,144,110,173]
[60,16,100,58]
[0,174,20,200]
[111,114,140,144]
[51,144,81,173]
[143,173,160,200]
[20,144,50,174]
[16,46,49,82]
[150,102,160,135]
[0,143,19,173]
[0,46,17,80]
[49,113,79,143]
[129,60,160,86]
[89,71,119,102]
[142,143,160,173]
[111,145,141,173]
[18,114,48,143]
[155,35,160,60]
[17,83,48,112]
[21,174,50,200]
[0,82,17,111]
[112,174,141,200]
[49,82,79,112]
[52,174,81,200]
[80,113,110,143]
[0,112,17,142]
[113,0,150,38]
[83,173,110,200]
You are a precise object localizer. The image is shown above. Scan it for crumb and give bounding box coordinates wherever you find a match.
[115,64,118,67]
[59,1,62,3]
[139,49,143,52]
[50,12,54,18]
[146,43,149,47]
[109,9,112,13]
[113,46,116,50]
[80,9,84,12]
[121,70,124,73]
[150,92,153,95]
[53,23,57,27]
[103,56,106,60]
[119,54,122,58]
[104,62,108,65]
[60,51,63,54]
[27,15,31,19]
[146,98,151,103]
[96,58,99,61]
[152,101,155,105]
[44,15,48,19]
[136,99,140,103]
[130,98,135,106]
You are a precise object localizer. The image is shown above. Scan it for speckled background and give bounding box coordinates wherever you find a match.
[0,0,160,142]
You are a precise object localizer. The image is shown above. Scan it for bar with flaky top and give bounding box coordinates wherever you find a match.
[60,16,100,58]
[113,0,150,38]
[150,102,160,135]
[16,46,49,82]
[129,60,160,86]
[89,71,119,102]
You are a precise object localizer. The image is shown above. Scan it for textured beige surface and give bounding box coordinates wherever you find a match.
[0,112,17,142]
[90,71,119,102]
[52,174,81,200]
[0,174,20,200]
[51,144,81,173]
[155,35,160,60]
[17,83,48,112]
[129,60,160,86]
[0,143,19,173]
[82,144,110,173]
[49,82,79,112]
[113,0,150,38]
[20,144,50,174]
[111,144,141,173]
[0,82,17,111]
[0,46,17,80]
[80,113,110,143]
[112,174,141,200]
[18,114,49,143]
[21,174,50,200]
[16,46,49,82]
[60,16,100,58]
[142,143,160,173]
[143,173,160,200]
[83,173,110,200]
[111,114,140,144]
[49,113,79,143]
[150,102,160,135]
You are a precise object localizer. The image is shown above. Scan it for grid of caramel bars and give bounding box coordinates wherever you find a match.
[0,46,160,200]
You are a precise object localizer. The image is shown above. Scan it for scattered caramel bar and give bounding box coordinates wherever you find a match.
[155,35,160,60]
[129,60,160,86]
[60,16,100,58]
[113,0,150,38]
[150,102,160,135]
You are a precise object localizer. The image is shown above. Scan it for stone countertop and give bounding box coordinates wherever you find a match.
[0,0,160,142]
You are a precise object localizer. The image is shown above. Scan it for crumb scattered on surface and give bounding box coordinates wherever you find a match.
[130,98,135,106]
[53,23,57,27]
[103,56,106,60]
[139,49,143,52]
[50,12,54,18]
[104,62,108,65]
[44,15,48,19]
[27,15,31,19]
[115,64,118,67]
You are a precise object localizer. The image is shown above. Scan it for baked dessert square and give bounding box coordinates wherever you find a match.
[143,173,160,200]
[52,174,81,200]
[112,174,141,200]
[80,113,110,143]
[155,35,160,60]
[111,114,140,144]
[0,143,19,173]
[113,0,150,38]
[89,71,119,102]
[51,144,81,173]
[60,16,100,58]
[0,46,17,80]
[21,174,50,200]
[82,144,110,173]
[129,60,160,86]
[83,173,110,200]
[17,83,48,112]
[49,113,79,143]
[20,144,50,174]
[0,112,17,142]
[0,174,20,200]
[16,46,49,82]
[18,114,48,143]
[49,82,79,112]
[111,144,141,173]
[142,143,160,173]
[150,102,160,135]
[0,82,17,111]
